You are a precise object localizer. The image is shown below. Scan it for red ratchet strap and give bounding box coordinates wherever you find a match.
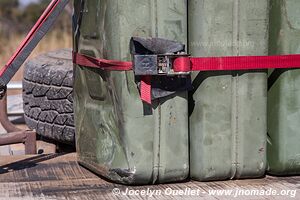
[0,0,69,86]
[73,52,132,71]
[73,52,300,104]
[173,54,300,72]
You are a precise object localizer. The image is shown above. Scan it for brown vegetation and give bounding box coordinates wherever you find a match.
[0,0,72,83]
[0,30,72,83]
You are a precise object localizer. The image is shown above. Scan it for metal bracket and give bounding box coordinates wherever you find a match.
[0,90,37,155]
[0,86,6,100]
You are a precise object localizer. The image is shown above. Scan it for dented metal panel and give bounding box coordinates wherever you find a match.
[73,0,189,185]
[268,0,300,175]
[189,0,268,181]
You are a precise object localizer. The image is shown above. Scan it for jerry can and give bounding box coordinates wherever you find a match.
[188,0,268,181]
[73,0,189,185]
[268,0,300,175]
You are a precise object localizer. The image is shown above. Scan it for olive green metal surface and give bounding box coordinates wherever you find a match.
[189,0,268,181]
[268,0,300,175]
[73,0,189,185]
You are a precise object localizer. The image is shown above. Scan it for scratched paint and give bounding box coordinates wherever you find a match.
[189,0,268,181]
[73,0,189,185]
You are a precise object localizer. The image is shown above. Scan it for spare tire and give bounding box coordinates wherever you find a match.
[23,49,75,145]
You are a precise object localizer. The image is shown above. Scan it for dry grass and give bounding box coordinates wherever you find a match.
[0,29,72,82]
[0,29,71,95]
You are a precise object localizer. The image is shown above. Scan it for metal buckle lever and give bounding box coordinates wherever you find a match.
[133,53,190,76]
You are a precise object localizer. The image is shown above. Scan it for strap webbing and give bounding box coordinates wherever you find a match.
[73,52,300,104]
[0,0,69,87]
[73,52,132,71]
[73,52,152,104]
[140,76,152,104]
[174,54,300,72]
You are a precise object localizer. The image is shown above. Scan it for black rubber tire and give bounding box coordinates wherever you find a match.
[23,49,75,145]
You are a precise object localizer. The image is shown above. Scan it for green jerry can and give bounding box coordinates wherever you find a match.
[189,0,268,181]
[268,0,300,175]
[73,0,189,185]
